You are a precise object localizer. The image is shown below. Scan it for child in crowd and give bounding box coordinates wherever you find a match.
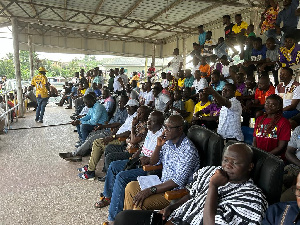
[170,89,185,115]
[192,89,220,130]
[177,70,185,90]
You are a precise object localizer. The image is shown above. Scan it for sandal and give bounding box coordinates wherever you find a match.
[94,197,111,208]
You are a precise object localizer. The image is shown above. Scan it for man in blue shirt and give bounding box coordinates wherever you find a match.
[275,0,299,43]
[183,69,194,88]
[243,37,267,76]
[262,172,300,224]
[198,25,206,48]
[123,115,200,212]
[59,95,129,161]
[71,93,108,144]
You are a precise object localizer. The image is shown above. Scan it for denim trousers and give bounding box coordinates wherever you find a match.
[36,97,48,121]
[80,124,96,142]
[103,159,147,221]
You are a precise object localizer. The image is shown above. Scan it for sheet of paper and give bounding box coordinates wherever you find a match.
[137,175,162,190]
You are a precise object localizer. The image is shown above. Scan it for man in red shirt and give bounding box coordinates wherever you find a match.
[255,76,275,106]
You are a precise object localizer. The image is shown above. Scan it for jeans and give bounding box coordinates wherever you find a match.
[103,143,127,172]
[36,97,48,121]
[80,124,96,142]
[103,160,147,221]
[74,129,110,156]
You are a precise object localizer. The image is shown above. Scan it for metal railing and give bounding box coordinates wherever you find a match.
[0,88,24,132]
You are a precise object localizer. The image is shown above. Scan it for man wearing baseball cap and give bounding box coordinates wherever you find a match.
[77,99,140,180]
[31,67,50,123]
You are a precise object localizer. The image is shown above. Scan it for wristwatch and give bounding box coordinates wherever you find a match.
[150,186,157,194]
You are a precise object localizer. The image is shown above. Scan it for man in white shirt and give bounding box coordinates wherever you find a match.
[142,82,154,107]
[77,99,139,180]
[275,67,300,119]
[152,86,171,113]
[192,70,208,95]
[168,48,183,79]
[205,83,244,141]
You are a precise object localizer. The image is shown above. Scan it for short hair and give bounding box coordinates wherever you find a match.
[207,31,212,35]
[223,15,230,19]
[198,25,203,29]
[151,110,164,126]
[281,67,293,76]
[84,92,96,101]
[285,34,295,40]
[254,37,262,43]
[225,83,237,92]
[120,95,129,102]
[211,70,221,78]
[266,37,275,43]
[235,14,242,17]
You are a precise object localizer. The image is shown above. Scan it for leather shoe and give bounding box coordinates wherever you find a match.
[65,156,82,162]
[59,152,73,159]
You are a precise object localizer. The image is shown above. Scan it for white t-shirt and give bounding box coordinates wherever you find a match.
[192,78,208,93]
[154,93,171,112]
[275,79,300,110]
[113,75,123,92]
[120,74,129,86]
[217,97,244,141]
[141,128,164,157]
[116,112,137,135]
[161,79,169,89]
[143,90,155,106]
[169,55,183,77]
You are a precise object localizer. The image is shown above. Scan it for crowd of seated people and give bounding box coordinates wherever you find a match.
[55,2,300,224]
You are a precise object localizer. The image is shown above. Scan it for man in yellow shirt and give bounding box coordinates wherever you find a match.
[226,14,248,56]
[31,67,50,123]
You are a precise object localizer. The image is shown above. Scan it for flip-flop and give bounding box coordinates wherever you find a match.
[94,197,111,208]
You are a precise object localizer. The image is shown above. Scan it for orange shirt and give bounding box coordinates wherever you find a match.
[255,85,275,105]
[199,64,211,77]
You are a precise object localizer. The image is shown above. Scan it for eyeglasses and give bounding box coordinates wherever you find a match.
[164,125,182,131]
[291,187,300,197]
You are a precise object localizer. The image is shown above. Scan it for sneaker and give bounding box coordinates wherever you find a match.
[35,119,38,122]
[65,156,82,162]
[77,165,88,172]
[38,120,43,123]
[78,171,95,180]
[59,152,73,159]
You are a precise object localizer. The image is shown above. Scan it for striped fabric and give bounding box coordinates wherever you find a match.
[170,166,268,225]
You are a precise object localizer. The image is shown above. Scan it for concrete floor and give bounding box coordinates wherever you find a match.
[0,104,108,225]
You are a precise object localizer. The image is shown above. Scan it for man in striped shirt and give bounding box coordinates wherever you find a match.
[114,143,267,225]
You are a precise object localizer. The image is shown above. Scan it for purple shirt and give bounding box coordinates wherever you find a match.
[279,44,300,67]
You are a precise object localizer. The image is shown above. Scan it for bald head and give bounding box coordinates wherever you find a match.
[225,143,253,164]
[222,143,254,183]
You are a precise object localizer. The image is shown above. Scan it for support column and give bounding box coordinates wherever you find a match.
[28,35,34,80]
[151,44,156,67]
[12,18,24,117]
[182,37,187,70]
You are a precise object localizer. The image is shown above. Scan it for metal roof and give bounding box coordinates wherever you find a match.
[0,0,263,57]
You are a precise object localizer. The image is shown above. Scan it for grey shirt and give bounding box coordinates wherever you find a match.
[266,46,279,62]
[289,126,300,159]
